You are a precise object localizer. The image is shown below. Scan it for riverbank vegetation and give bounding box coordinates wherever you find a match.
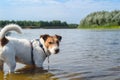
[1,10,120,29]
[0,20,78,29]
[78,10,120,29]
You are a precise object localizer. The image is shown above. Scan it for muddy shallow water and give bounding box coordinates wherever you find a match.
[1,29,120,80]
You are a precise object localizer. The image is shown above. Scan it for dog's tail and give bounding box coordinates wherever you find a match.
[0,24,22,39]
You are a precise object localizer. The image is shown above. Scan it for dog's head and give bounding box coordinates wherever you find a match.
[40,34,62,54]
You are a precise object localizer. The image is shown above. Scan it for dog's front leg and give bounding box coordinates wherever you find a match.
[34,61,43,68]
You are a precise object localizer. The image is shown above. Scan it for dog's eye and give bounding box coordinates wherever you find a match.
[49,42,53,44]
[56,41,59,44]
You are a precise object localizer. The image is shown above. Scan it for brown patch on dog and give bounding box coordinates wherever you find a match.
[0,37,9,47]
[40,34,49,41]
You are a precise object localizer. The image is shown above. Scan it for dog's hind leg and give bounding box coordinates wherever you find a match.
[3,47,16,73]
[5,57,16,73]
[0,60,3,71]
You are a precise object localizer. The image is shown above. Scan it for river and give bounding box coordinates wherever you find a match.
[1,29,120,80]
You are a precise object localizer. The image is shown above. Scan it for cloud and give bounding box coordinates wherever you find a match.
[0,0,120,23]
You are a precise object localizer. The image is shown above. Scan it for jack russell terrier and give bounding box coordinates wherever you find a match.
[0,24,62,73]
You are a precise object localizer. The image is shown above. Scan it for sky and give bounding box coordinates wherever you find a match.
[0,0,120,24]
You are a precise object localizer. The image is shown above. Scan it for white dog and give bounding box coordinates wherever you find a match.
[0,24,62,73]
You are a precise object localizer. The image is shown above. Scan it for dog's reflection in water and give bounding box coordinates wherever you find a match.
[15,66,48,74]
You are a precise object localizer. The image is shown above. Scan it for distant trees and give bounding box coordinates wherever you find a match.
[68,24,78,28]
[0,20,71,28]
[78,10,120,28]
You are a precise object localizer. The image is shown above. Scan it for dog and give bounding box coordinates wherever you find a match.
[0,24,62,73]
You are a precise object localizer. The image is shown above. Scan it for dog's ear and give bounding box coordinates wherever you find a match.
[55,35,62,42]
[40,34,49,41]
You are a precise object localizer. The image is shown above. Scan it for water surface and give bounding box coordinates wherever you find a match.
[1,29,120,80]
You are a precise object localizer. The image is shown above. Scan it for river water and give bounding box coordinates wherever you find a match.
[1,29,120,80]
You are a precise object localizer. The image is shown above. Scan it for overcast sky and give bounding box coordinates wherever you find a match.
[0,0,120,24]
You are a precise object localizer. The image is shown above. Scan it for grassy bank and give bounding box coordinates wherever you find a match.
[78,26,120,30]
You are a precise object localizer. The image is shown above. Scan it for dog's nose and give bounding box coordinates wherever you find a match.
[55,49,59,53]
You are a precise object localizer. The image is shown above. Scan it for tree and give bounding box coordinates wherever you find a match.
[78,10,120,28]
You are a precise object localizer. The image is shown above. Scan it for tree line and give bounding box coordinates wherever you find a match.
[78,10,120,28]
[0,20,78,29]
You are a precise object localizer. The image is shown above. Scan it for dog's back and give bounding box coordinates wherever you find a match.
[5,37,32,64]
